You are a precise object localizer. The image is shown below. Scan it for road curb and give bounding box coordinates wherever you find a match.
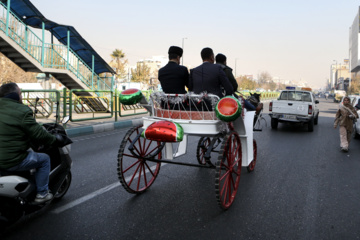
[65,119,143,137]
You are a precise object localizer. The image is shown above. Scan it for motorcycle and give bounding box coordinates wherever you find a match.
[0,115,73,232]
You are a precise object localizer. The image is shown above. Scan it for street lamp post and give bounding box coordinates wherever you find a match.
[333,60,338,88]
[182,37,187,65]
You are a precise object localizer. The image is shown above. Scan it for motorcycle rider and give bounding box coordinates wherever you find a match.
[0,82,58,203]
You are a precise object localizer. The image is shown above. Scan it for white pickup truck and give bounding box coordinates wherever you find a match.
[269,89,320,132]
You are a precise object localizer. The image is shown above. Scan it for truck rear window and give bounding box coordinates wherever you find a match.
[279,91,311,102]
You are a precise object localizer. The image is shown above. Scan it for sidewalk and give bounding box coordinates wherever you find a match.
[63,113,147,138]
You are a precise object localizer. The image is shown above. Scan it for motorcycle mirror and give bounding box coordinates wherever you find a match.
[62,116,70,124]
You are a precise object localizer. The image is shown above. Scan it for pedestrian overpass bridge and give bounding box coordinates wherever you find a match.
[0,0,116,111]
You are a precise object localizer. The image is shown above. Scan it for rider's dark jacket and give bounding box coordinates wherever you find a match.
[216,63,238,92]
[158,61,189,94]
[0,97,56,169]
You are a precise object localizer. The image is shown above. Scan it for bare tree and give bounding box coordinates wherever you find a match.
[257,71,272,84]
[238,76,258,90]
[131,62,151,89]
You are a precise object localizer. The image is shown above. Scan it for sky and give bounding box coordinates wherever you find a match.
[31,0,360,89]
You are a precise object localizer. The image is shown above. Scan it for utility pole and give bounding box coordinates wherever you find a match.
[181,37,187,65]
[333,60,338,89]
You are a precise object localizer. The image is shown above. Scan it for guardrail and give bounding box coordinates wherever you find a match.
[22,90,61,123]
[237,91,280,101]
[21,89,280,126]
[68,89,113,122]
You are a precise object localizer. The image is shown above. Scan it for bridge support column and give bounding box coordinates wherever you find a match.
[25,26,28,51]
[41,22,45,66]
[6,0,10,36]
[63,88,67,119]
[67,30,70,70]
[111,75,115,92]
[91,55,94,90]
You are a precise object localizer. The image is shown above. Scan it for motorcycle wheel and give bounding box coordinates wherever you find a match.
[54,172,72,200]
[0,198,23,232]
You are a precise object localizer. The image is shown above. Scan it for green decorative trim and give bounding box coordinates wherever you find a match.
[215,96,242,122]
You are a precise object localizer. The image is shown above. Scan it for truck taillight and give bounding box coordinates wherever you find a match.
[308,105,313,114]
[269,102,272,112]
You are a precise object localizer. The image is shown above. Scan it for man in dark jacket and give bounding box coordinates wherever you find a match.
[0,82,56,203]
[215,53,257,112]
[215,53,238,91]
[158,46,189,94]
[188,48,234,99]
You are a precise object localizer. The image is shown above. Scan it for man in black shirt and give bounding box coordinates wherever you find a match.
[158,46,189,94]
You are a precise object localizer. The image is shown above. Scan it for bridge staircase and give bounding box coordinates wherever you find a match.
[0,0,115,112]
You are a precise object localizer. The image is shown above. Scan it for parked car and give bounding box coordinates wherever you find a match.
[339,95,357,108]
[351,96,360,139]
[334,90,346,103]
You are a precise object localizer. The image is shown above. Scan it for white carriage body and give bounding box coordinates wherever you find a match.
[141,93,255,167]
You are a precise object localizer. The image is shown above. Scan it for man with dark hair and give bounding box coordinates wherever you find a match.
[158,46,189,94]
[189,48,234,99]
[0,82,56,203]
[215,53,259,112]
[215,53,238,91]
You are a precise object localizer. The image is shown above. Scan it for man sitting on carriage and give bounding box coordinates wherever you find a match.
[189,48,262,116]
[158,46,189,94]
[158,46,190,110]
[214,53,263,115]
[188,47,234,100]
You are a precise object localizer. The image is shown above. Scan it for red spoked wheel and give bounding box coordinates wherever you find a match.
[117,125,162,194]
[196,137,211,165]
[247,139,257,173]
[215,131,242,209]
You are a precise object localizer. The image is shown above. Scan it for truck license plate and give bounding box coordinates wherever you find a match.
[284,115,296,119]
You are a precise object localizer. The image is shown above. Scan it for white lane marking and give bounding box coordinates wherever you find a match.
[51,163,166,214]
[51,182,120,214]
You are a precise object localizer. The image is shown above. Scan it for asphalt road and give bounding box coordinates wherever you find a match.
[2,97,360,240]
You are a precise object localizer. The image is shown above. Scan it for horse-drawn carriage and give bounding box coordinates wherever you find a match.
[117,90,262,209]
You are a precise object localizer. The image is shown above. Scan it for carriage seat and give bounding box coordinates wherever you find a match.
[150,92,220,121]
[154,108,216,120]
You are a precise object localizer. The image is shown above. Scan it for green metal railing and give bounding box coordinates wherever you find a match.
[237,91,280,100]
[20,89,150,124]
[0,1,112,91]
[118,90,150,117]
[22,90,61,123]
[68,89,113,122]
[20,89,281,126]
[119,103,148,117]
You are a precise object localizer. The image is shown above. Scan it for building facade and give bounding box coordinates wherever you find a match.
[349,6,360,83]
[330,60,350,90]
